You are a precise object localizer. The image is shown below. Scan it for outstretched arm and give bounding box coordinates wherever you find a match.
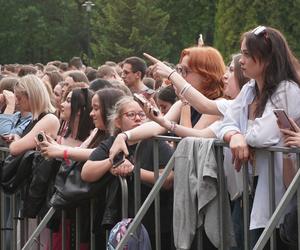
[143,53,222,116]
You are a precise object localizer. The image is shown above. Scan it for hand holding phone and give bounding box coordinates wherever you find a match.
[273,109,296,132]
[112,152,125,168]
[36,131,46,142]
[133,93,159,116]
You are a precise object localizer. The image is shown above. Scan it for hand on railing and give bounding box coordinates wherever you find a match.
[109,133,129,162]
[110,159,134,177]
[229,133,250,172]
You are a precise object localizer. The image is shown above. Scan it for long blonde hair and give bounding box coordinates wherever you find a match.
[15,74,55,119]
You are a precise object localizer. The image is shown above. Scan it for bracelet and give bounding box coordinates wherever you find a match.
[63,149,71,166]
[121,131,131,141]
[179,83,192,97]
[167,70,176,80]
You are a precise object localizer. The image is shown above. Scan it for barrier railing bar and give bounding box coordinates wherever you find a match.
[116,153,175,250]
[12,194,17,250]
[49,230,53,250]
[253,159,300,250]
[62,210,66,250]
[242,162,250,250]
[216,144,226,250]
[153,139,161,250]
[90,199,95,250]
[268,151,276,250]
[118,176,128,219]
[21,207,55,250]
[0,192,4,250]
[134,143,142,214]
[76,207,80,250]
[297,153,300,250]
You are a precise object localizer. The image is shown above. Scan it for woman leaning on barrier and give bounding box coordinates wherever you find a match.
[218,26,300,248]
[81,96,174,249]
[109,46,226,158]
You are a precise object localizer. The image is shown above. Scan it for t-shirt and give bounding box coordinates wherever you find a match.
[89,136,174,233]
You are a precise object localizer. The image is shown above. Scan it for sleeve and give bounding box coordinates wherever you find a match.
[215,99,233,116]
[10,115,32,136]
[217,86,248,139]
[0,113,19,135]
[89,137,114,161]
[208,120,222,136]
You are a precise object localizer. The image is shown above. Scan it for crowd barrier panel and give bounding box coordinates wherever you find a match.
[1,136,300,249]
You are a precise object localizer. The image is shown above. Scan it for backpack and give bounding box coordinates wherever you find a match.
[107,218,151,250]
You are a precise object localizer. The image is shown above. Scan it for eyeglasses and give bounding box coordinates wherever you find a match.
[175,64,193,78]
[252,25,266,36]
[122,111,146,120]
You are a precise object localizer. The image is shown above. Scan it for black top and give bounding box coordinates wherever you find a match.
[191,106,202,127]
[89,136,174,233]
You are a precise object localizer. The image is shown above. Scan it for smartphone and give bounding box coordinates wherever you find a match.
[133,93,159,116]
[112,152,125,168]
[36,131,46,142]
[273,109,296,132]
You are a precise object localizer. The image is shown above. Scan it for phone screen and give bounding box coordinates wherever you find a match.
[273,109,295,131]
[112,152,125,168]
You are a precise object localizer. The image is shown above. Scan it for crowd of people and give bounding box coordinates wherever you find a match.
[1,25,300,250]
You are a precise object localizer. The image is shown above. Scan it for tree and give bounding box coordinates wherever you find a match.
[91,0,170,65]
[158,0,217,63]
[0,0,87,64]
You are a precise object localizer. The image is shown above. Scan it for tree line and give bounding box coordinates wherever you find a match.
[0,0,299,66]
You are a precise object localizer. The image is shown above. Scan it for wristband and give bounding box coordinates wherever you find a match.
[63,149,71,166]
[179,83,192,97]
[167,70,176,80]
[122,131,131,141]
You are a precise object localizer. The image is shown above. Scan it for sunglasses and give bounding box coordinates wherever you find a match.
[252,25,267,36]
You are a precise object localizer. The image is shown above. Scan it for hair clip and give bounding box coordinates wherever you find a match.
[252,26,267,36]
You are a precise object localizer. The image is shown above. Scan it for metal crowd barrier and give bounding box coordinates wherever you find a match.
[2,137,300,250]
[117,136,300,250]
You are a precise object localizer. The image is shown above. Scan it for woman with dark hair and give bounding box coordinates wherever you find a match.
[57,88,94,146]
[218,26,300,248]
[42,71,64,90]
[39,88,126,161]
[38,88,126,250]
[64,70,89,86]
[156,85,177,115]
[88,78,112,92]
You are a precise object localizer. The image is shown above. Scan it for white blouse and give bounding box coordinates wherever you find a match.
[218,79,300,229]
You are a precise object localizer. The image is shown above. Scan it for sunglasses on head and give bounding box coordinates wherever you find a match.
[252,25,267,36]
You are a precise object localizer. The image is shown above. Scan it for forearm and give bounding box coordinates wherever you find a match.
[62,146,95,161]
[81,159,112,182]
[159,118,216,138]
[169,72,221,115]
[127,120,167,142]
[140,168,173,190]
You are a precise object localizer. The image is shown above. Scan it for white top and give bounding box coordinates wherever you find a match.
[217,79,300,229]
[208,99,233,135]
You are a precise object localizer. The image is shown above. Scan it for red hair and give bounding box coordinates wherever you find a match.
[180,46,225,100]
